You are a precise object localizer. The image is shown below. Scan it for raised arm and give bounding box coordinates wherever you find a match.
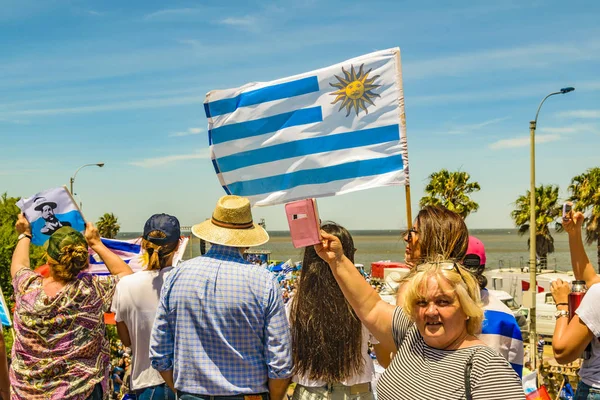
[551,279,594,364]
[11,214,32,278]
[564,212,600,288]
[84,223,133,278]
[315,231,396,351]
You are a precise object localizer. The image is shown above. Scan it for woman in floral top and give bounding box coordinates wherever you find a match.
[10,214,133,400]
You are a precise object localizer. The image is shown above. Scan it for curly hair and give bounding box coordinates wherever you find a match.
[141,231,179,271]
[289,222,364,382]
[47,244,89,282]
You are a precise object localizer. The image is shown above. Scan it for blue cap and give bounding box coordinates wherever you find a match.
[143,214,181,245]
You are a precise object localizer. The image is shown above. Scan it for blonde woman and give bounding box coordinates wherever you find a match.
[111,214,181,400]
[315,230,524,400]
[10,215,132,400]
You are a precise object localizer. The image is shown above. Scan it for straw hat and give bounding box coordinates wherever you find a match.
[192,195,269,247]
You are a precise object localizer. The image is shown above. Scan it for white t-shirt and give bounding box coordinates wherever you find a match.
[575,283,600,388]
[111,267,173,390]
[286,300,378,386]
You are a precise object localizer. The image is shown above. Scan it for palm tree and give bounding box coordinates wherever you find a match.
[419,169,481,219]
[510,185,561,268]
[97,213,120,239]
[569,167,600,270]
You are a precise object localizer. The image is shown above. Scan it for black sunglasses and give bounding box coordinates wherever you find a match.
[405,227,418,242]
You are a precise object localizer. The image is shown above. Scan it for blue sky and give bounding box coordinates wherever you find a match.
[1,0,599,231]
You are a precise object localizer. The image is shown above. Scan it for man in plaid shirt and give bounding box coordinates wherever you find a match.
[150,196,292,400]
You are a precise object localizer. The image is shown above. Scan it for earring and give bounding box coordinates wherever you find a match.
[466,316,470,320]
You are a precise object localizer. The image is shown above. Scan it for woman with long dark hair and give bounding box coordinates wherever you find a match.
[289,222,376,399]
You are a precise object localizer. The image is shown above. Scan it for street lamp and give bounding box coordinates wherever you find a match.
[70,162,105,199]
[528,87,574,369]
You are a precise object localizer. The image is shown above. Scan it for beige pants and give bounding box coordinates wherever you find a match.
[292,383,374,400]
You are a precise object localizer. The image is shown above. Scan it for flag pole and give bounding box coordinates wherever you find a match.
[405,186,413,229]
[393,48,412,229]
[63,185,87,223]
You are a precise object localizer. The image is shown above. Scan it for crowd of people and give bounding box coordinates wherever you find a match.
[3,193,598,399]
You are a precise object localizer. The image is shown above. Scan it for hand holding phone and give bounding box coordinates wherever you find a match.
[285,199,322,248]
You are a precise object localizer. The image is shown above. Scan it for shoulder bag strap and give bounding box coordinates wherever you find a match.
[464,348,481,400]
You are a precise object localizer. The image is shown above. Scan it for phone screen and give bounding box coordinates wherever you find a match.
[563,203,572,217]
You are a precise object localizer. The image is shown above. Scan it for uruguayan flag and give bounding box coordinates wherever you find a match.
[282,260,295,275]
[17,186,86,246]
[480,289,524,378]
[204,48,409,206]
[88,236,189,275]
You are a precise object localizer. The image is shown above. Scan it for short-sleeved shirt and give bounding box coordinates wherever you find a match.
[10,268,118,400]
[576,283,600,388]
[375,308,525,400]
[111,268,173,390]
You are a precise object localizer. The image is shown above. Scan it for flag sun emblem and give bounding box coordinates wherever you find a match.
[330,64,381,117]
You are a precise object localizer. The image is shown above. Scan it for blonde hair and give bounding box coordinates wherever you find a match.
[141,231,178,271]
[403,260,484,336]
[47,244,89,282]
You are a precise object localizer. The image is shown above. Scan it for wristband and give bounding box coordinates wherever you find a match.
[556,303,568,307]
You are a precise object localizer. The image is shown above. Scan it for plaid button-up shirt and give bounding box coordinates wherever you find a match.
[150,244,292,395]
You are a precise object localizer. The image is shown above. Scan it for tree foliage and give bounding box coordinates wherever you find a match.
[419,169,481,219]
[569,167,600,269]
[97,213,120,239]
[510,185,561,266]
[0,193,46,302]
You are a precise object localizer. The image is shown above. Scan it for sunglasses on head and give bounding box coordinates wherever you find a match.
[417,261,468,285]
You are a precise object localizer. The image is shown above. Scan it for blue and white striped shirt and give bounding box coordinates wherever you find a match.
[150,245,292,395]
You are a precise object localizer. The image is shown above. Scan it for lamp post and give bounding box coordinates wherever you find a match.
[69,163,105,207]
[529,87,574,369]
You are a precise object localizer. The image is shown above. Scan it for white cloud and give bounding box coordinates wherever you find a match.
[0,95,202,117]
[538,124,599,135]
[86,10,104,16]
[412,80,600,106]
[445,117,510,135]
[143,8,200,20]
[404,39,600,80]
[178,39,202,47]
[169,127,204,137]
[557,110,600,119]
[219,16,257,28]
[130,151,210,168]
[489,134,561,150]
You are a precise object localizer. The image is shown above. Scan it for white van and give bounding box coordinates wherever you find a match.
[534,292,557,337]
[515,292,556,337]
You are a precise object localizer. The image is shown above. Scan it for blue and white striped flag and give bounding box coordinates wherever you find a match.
[282,260,295,275]
[204,48,409,206]
[88,236,189,275]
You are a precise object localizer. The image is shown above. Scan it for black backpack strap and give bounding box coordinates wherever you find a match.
[464,348,481,400]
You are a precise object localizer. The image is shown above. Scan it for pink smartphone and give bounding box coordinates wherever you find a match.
[285,198,322,249]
